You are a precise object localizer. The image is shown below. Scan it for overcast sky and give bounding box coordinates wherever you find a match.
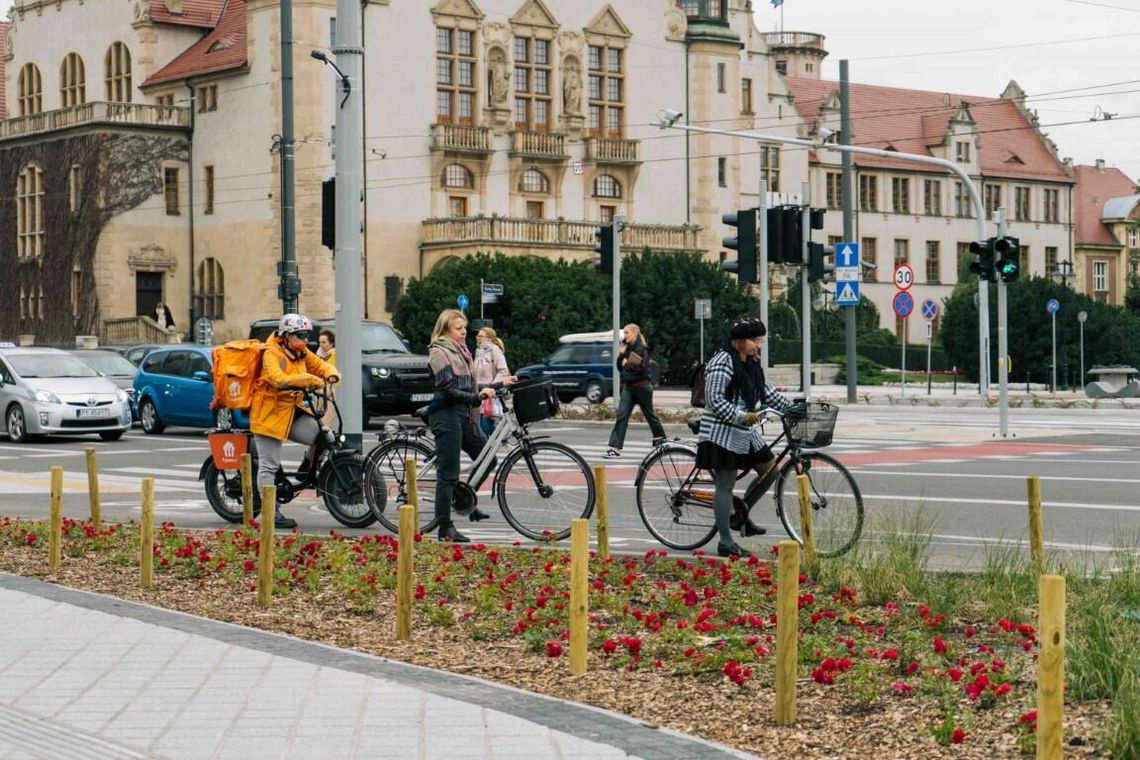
[763,0,1140,181]
[4,0,1138,181]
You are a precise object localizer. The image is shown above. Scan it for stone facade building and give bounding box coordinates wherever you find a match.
[1072,161,1138,306]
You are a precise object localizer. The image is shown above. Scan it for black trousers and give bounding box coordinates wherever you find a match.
[428,405,488,521]
[608,382,666,449]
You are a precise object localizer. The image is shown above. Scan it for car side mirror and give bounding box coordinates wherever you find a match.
[193,370,211,382]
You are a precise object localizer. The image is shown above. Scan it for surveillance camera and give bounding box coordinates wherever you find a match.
[818,127,835,143]
[654,108,684,128]
[310,50,327,61]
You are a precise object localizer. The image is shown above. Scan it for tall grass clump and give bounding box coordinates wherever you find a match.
[817,510,937,605]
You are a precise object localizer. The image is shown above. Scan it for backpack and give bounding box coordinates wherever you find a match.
[210,339,267,411]
[646,358,662,387]
[689,363,708,407]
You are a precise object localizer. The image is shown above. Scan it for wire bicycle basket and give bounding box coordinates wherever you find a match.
[786,402,838,448]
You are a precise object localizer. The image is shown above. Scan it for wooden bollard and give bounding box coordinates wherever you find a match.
[594,465,609,561]
[396,459,418,641]
[796,474,817,566]
[240,453,254,526]
[140,478,154,588]
[774,540,801,725]
[1027,476,1045,577]
[258,485,276,608]
[569,518,589,675]
[49,466,63,569]
[85,447,102,530]
[1037,574,1066,760]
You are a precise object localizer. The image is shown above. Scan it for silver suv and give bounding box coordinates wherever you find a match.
[0,345,132,443]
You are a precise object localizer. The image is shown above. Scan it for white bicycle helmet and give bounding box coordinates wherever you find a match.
[278,313,313,336]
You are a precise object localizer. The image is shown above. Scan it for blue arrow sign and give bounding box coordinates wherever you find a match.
[921,298,939,320]
[836,242,860,268]
[1046,298,1060,316]
[836,281,860,306]
[457,294,470,310]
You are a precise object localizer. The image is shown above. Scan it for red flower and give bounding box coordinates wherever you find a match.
[950,728,967,744]
[933,636,948,654]
[414,584,425,600]
[25,534,38,545]
[964,625,976,638]
[946,668,963,682]
[881,649,899,661]
[545,641,563,658]
[892,682,913,696]
[242,559,256,572]
[602,639,617,656]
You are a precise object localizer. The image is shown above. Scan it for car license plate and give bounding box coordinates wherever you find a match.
[77,408,111,418]
[411,393,433,402]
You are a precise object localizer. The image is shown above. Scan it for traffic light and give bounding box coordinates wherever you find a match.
[766,205,803,264]
[721,208,758,282]
[969,238,996,282]
[321,178,336,250]
[807,242,835,283]
[594,224,615,275]
[995,236,1021,282]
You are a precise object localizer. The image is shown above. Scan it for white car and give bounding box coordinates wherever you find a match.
[0,346,132,443]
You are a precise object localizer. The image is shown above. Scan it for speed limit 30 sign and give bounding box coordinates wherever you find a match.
[893,263,915,291]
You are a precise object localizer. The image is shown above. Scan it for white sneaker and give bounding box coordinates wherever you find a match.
[603,448,622,460]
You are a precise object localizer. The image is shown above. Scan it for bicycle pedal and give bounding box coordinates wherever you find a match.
[469,508,491,522]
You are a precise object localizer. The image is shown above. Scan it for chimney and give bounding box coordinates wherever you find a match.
[1095,159,1106,172]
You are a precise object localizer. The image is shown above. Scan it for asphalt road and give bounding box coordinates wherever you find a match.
[2,405,1138,569]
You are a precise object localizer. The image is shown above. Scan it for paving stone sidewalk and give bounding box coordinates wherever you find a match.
[0,574,757,760]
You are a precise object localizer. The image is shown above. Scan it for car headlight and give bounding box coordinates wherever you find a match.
[115,388,129,402]
[370,367,392,379]
[32,389,61,404]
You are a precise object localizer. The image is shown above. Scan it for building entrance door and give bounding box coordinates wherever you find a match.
[136,272,164,318]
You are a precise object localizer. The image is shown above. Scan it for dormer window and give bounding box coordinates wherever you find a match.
[677,0,725,22]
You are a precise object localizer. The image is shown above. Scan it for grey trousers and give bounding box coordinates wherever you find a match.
[712,467,738,544]
[253,413,321,492]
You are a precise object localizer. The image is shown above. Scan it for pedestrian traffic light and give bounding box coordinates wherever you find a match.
[807,242,835,283]
[766,205,803,264]
[594,224,614,275]
[995,236,1021,283]
[321,177,335,250]
[721,208,758,283]
[969,238,996,282]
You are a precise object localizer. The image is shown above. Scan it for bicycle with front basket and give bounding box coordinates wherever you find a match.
[361,377,595,541]
[634,402,863,557]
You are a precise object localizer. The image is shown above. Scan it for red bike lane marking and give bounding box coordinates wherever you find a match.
[832,441,1101,468]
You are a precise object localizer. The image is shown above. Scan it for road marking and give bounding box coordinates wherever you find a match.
[850,469,1140,485]
[107,467,201,479]
[859,492,1140,512]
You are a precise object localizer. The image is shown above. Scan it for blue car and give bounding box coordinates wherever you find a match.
[133,346,248,434]
[514,331,615,404]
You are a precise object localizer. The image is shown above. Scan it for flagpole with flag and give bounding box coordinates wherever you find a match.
[771,0,784,34]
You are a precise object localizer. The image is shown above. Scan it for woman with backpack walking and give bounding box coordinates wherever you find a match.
[603,324,666,459]
[473,326,510,435]
[696,317,795,558]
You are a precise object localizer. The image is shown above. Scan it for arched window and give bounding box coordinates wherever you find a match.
[442,163,473,188]
[519,168,550,194]
[60,53,86,107]
[17,63,43,116]
[16,165,45,260]
[593,174,621,198]
[195,258,225,320]
[104,42,133,102]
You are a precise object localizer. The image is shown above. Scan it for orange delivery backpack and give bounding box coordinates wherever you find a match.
[210,339,267,411]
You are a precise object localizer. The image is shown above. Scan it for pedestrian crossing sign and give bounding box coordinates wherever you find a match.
[836,281,860,306]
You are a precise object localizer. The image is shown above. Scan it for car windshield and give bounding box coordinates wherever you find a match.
[360,324,409,354]
[10,354,100,379]
[74,352,137,376]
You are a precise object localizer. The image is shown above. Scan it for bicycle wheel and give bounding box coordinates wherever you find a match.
[318,451,377,529]
[775,452,863,558]
[362,439,439,534]
[635,444,717,551]
[203,460,261,523]
[496,441,594,541]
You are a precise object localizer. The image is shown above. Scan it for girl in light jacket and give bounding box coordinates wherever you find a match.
[473,327,510,435]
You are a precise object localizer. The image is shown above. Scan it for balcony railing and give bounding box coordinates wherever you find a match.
[585,136,641,164]
[422,216,702,252]
[430,123,492,153]
[510,130,567,160]
[762,31,827,50]
[102,316,181,346]
[0,102,191,141]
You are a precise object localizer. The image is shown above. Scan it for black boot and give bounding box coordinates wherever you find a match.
[274,508,297,530]
[437,519,470,543]
[469,508,491,522]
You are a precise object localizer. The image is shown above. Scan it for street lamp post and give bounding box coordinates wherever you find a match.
[1053,260,1074,391]
[1077,309,1088,389]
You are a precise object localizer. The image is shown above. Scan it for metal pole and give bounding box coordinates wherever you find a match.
[901,319,906,400]
[279,0,297,314]
[926,323,933,395]
[480,278,484,323]
[840,60,857,404]
[1079,317,1085,385]
[800,183,812,400]
[699,316,705,363]
[996,209,1009,437]
[333,0,364,451]
[758,179,769,370]
[611,215,625,410]
[1051,312,1057,393]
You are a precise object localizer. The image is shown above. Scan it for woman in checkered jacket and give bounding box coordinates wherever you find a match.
[696,318,795,558]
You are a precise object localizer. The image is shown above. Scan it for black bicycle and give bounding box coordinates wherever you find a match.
[634,402,863,557]
[199,385,379,528]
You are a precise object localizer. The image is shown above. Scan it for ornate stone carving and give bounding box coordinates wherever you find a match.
[4,15,15,60]
[511,0,557,29]
[562,57,581,115]
[133,0,152,24]
[664,5,686,42]
[482,20,509,47]
[557,30,583,56]
[128,244,177,273]
[487,47,510,107]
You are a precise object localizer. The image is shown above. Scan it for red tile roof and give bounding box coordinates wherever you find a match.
[784,77,1072,183]
[142,0,246,88]
[1073,163,1137,246]
[0,23,7,120]
[149,0,224,29]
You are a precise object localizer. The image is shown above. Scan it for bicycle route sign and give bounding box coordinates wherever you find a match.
[892,290,914,318]
[1046,298,1060,315]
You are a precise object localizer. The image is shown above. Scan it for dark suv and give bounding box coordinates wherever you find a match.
[515,332,614,404]
[249,319,434,418]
